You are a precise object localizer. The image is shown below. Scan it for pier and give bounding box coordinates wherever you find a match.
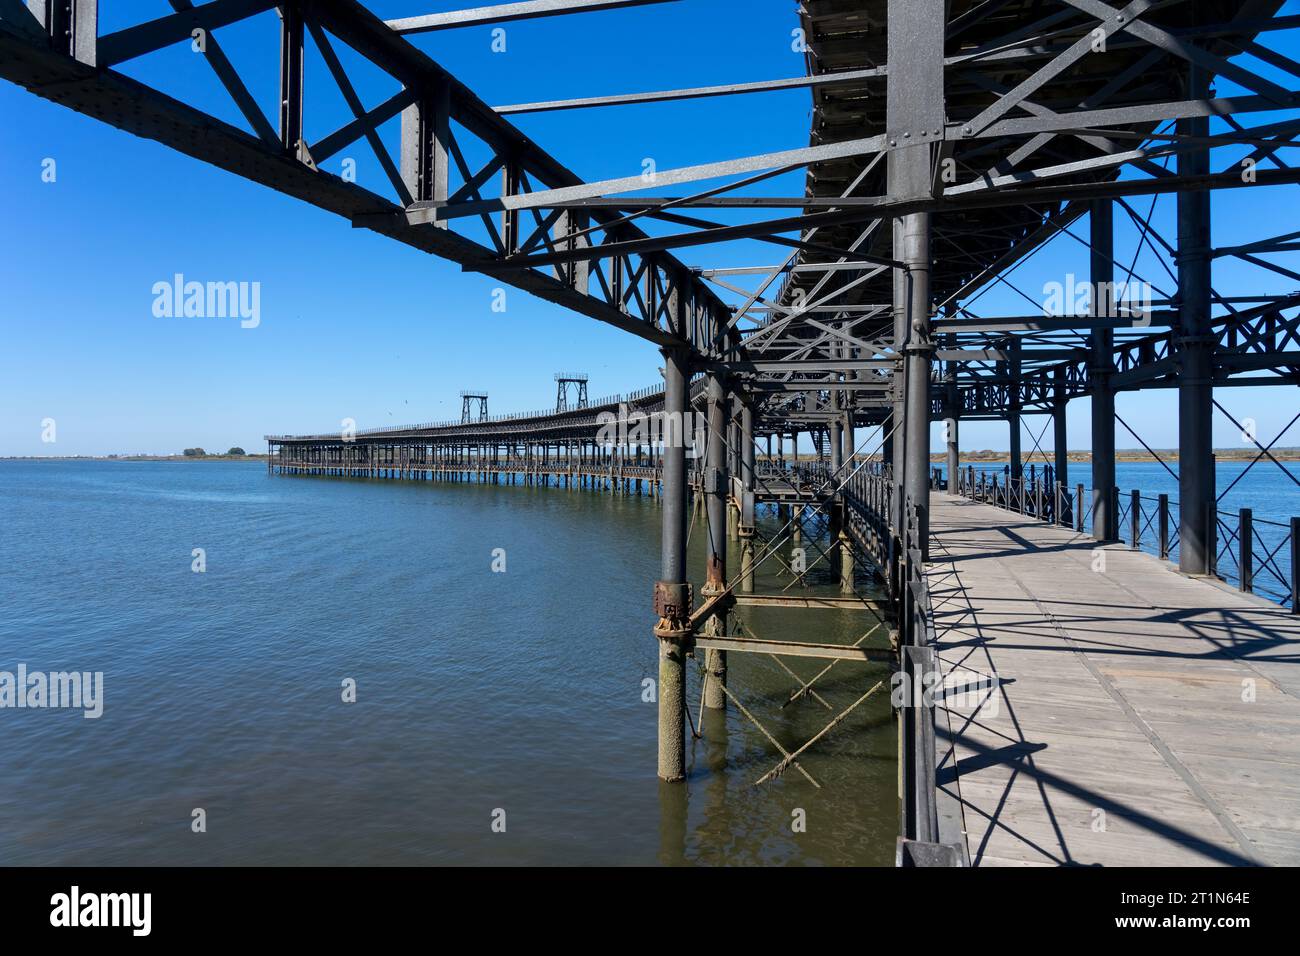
[4,0,1299,867]
[927,493,1300,866]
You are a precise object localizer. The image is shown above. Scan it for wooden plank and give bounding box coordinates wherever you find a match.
[926,493,1300,867]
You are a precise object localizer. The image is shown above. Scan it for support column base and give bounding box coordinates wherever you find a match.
[739,529,756,594]
[698,583,727,711]
[655,627,689,782]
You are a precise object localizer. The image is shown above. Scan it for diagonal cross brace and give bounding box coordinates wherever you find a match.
[756,679,888,787]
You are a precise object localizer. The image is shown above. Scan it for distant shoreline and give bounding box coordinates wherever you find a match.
[2,455,267,462]
[6,449,1297,463]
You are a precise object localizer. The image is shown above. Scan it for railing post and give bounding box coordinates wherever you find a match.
[1130,490,1141,550]
[890,528,902,605]
[1240,507,1253,593]
[902,644,939,846]
[1158,494,1170,559]
[918,502,929,563]
[1206,501,1218,578]
[1076,483,1085,533]
[1291,517,1299,614]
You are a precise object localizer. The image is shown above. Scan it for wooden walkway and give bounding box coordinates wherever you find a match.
[926,494,1300,867]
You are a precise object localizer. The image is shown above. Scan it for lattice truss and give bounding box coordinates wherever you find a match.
[1,0,1297,425]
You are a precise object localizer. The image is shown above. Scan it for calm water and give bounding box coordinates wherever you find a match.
[0,461,896,866]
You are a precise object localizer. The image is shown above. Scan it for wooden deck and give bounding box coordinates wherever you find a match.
[926,494,1300,867]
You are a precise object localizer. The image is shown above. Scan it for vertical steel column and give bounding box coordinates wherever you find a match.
[1053,365,1069,488]
[887,0,942,574]
[400,80,450,223]
[501,159,521,255]
[829,395,843,476]
[43,0,97,65]
[1239,508,1254,593]
[654,346,692,781]
[726,392,740,541]
[1090,199,1117,540]
[945,334,959,494]
[278,3,307,164]
[828,393,844,565]
[739,393,756,594]
[1291,518,1299,615]
[891,217,908,541]
[881,408,895,477]
[840,372,855,469]
[1008,339,1022,485]
[902,212,934,562]
[838,371,857,593]
[701,373,729,711]
[1177,62,1215,575]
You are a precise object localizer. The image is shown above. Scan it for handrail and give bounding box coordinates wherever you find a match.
[265,381,673,441]
[838,466,959,863]
[266,378,712,443]
[944,464,1297,611]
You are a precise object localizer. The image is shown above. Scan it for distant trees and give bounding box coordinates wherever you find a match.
[179,446,251,457]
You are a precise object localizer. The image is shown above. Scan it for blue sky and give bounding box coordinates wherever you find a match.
[1,0,1297,456]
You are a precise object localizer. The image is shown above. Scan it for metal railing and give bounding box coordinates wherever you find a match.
[943,465,1297,612]
[266,381,669,441]
[896,495,962,864]
[1213,509,1298,607]
[839,465,961,865]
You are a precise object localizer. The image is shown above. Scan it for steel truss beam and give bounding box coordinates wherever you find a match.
[386,0,677,35]
[0,0,735,357]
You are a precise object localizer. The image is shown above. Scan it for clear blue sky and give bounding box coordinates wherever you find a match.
[1,1,1297,456]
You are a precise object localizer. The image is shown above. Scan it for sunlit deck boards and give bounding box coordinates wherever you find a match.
[925,494,1300,867]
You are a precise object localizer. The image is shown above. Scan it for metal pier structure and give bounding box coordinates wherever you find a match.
[6,0,1300,866]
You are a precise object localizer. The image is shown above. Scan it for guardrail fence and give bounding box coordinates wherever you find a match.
[940,465,1297,612]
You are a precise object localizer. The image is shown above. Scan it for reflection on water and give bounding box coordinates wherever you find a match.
[0,460,896,866]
